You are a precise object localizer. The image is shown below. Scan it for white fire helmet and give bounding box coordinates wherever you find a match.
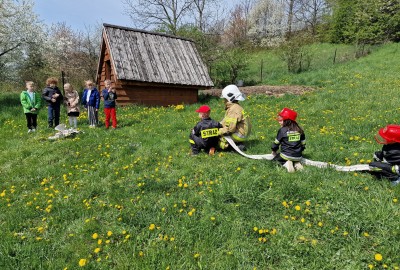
[220,85,245,102]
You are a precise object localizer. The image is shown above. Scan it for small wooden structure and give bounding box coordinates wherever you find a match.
[96,24,214,106]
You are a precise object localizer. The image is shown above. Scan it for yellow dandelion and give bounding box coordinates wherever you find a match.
[210,216,216,221]
[375,253,383,261]
[194,253,200,259]
[92,233,98,239]
[318,222,323,227]
[393,198,398,203]
[107,231,112,237]
[78,259,87,267]
[295,205,301,211]
[94,248,101,253]
[149,224,155,230]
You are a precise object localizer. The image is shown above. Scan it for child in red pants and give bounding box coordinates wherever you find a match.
[101,80,118,129]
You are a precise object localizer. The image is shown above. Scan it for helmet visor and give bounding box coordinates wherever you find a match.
[374,133,388,144]
[236,93,245,101]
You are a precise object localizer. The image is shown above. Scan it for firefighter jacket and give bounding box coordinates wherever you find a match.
[376,143,400,164]
[271,126,306,161]
[191,118,222,148]
[218,102,251,141]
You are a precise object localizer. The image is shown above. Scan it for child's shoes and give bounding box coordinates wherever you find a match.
[391,177,400,186]
[283,160,295,173]
[209,147,216,156]
[294,162,304,171]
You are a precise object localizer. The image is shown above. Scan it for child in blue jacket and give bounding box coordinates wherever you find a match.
[82,80,100,128]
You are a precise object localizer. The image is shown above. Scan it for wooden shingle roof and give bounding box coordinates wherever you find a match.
[100,23,214,87]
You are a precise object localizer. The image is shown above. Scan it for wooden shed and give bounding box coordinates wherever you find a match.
[96,23,214,106]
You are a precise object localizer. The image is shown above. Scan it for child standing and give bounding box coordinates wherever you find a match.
[218,85,251,151]
[101,79,118,129]
[63,83,80,129]
[42,77,63,128]
[189,105,222,155]
[368,124,400,186]
[271,108,306,173]
[81,80,100,128]
[20,81,41,133]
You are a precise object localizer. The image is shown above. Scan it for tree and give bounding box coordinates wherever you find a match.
[248,0,286,46]
[0,0,45,81]
[43,23,102,88]
[222,4,250,47]
[123,0,193,34]
[189,0,221,32]
[295,0,329,36]
[210,48,249,86]
[328,0,400,44]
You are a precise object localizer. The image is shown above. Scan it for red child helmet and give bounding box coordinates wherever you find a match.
[195,105,211,113]
[278,107,297,121]
[375,124,400,144]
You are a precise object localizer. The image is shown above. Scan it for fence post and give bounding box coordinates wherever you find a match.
[333,48,337,64]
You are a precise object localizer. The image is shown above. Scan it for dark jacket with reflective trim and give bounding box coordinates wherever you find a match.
[271,126,306,160]
[192,118,222,148]
[378,143,400,164]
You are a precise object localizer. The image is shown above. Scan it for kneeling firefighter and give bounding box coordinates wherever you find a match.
[369,124,400,186]
[218,85,251,151]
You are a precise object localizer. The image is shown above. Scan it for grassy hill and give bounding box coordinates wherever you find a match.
[0,43,399,269]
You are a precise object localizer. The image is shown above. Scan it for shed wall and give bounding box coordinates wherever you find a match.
[115,83,198,106]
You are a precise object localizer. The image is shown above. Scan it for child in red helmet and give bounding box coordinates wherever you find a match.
[368,124,400,186]
[189,105,222,155]
[271,108,306,172]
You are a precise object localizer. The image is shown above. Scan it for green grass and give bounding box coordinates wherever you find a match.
[0,43,400,269]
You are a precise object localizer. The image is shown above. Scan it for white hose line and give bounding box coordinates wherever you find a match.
[224,136,371,172]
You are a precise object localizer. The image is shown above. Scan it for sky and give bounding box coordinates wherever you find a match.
[34,0,133,31]
[33,0,240,32]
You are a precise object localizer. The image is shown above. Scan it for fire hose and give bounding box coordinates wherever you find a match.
[224,136,371,172]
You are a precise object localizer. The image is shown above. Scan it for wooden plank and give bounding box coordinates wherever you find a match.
[185,41,208,85]
[106,28,126,80]
[169,38,193,84]
[163,37,186,84]
[177,40,199,85]
[147,34,168,83]
[123,31,143,81]
[115,28,135,80]
[135,32,154,82]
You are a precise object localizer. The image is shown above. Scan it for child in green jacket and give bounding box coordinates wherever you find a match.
[20,81,42,133]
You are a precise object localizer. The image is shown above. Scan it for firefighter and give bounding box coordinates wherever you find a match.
[369,124,400,186]
[218,85,251,151]
[189,105,222,155]
[271,108,306,173]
